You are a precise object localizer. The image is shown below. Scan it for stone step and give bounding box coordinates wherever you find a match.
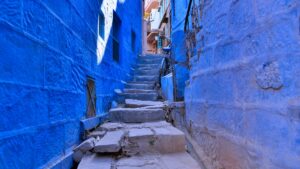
[125,99,165,108]
[94,130,125,153]
[132,75,158,82]
[152,126,186,153]
[135,68,160,75]
[129,80,156,84]
[115,152,203,169]
[124,125,186,155]
[78,153,202,169]
[138,55,164,61]
[138,58,163,64]
[125,83,154,90]
[136,63,161,68]
[109,108,165,123]
[123,89,156,94]
[121,92,158,101]
[136,66,160,71]
[78,154,112,169]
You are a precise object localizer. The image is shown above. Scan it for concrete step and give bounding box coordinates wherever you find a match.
[125,99,165,108]
[121,92,158,101]
[125,83,154,90]
[109,108,165,123]
[94,130,125,153]
[133,75,158,82]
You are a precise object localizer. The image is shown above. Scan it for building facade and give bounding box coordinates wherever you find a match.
[144,0,171,54]
[0,0,142,168]
[173,0,300,168]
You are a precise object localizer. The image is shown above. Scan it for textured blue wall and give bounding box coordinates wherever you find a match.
[184,0,300,168]
[0,0,142,168]
[171,0,189,100]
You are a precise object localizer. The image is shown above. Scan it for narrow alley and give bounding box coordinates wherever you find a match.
[76,55,202,169]
[0,0,299,169]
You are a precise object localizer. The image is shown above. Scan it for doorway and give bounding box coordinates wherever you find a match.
[86,77,96,118]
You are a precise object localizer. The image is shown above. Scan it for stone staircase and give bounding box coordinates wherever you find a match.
[73,55,202,169]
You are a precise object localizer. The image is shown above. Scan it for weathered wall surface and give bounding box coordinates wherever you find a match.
[0,0,142,168]
[184,0,300,169]
[171,0,189,100]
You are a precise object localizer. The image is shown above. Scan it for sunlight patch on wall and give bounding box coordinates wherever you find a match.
[96,0,119,64]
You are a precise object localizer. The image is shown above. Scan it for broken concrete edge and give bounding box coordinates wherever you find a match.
[73,137,95,152]
[80,114,108,131]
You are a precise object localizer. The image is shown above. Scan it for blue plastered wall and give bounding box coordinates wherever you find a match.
[0,0,142,168]
[184,0,300,168]
[170,0,189,100]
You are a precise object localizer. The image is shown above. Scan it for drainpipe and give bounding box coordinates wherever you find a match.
[184,0,193,32]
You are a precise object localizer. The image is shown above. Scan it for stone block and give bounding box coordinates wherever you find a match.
[153,126,186,153]
[73,137,95,153]
[124,128,156,155]
[94,130,125,153]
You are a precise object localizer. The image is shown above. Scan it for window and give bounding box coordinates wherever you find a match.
[99,10,105,39]
[112,12,121,62]
[131,30,136,51]
[86,77,96,118]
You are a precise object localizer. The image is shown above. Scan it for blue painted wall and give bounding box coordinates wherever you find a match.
[183,0,300,168]
[170,0,189,100]
[0,0,142,168]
